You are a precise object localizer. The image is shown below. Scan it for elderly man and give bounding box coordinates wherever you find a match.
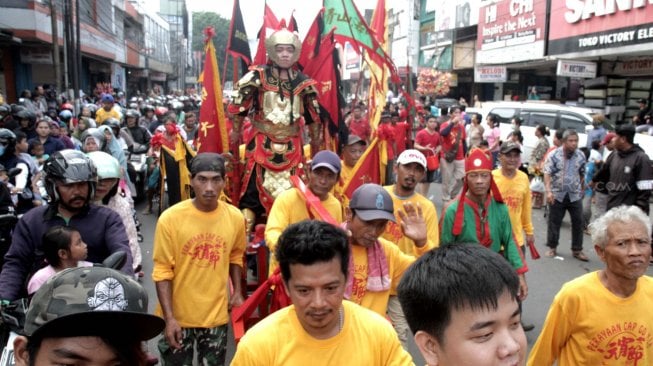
[544,129,588,261]
[528,205,653,365]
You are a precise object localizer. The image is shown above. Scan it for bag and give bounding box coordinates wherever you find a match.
[530,176,545,193]
[444,150,456,163]
[427,155,440,170]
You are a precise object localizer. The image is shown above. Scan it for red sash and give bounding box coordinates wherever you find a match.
[290,175,338,225]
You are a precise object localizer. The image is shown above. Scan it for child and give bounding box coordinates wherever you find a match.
[398,244,527,366]
[28,139,48,169]
[27,226,92,295]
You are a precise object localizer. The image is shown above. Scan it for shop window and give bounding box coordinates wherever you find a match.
[559,112,588,132]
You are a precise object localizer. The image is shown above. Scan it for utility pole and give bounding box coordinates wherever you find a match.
[50,0,61,93]
[71,0,80,102]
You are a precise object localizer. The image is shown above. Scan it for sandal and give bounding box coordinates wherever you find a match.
[545,248,556,258]
[573,251,589,262]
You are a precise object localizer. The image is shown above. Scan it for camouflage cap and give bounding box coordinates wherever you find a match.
[23,266,164,340]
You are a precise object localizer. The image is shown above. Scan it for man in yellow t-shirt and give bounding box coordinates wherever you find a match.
[382,149,439,346]
[265,150,343,275]
[492,142,535,331]
[153,153,246,365]
[529,205,653,366]
[95,94,122,125]
[232,220,413,366]
[345,184,428,318]
[335,135,366,206]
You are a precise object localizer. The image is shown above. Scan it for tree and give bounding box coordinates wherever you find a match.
[192,11,234,83]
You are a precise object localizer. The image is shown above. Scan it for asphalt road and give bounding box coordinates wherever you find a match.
[135,183,653,364]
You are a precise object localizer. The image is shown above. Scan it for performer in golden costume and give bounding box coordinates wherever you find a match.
[228,28,323,231]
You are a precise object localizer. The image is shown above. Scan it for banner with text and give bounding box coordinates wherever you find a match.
[475,66,507,83]
[476,0,546,64]
[556,60,597,79]
[548,0,653,55]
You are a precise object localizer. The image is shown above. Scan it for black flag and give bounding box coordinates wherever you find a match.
[227,0,251,65]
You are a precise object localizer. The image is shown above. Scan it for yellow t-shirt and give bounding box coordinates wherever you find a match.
[265,188,343,275]
[528,272,653,366]
[95,107,122,125]
[152,199,246,328]
[382,186,440,256]
[349,237,426,316]
[492,170,534,246]
[232,300,414,366]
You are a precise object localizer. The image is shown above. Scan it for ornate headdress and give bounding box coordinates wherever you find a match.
[265,28,302,66]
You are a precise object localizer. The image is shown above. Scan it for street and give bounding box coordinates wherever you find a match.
[135,183,653,364]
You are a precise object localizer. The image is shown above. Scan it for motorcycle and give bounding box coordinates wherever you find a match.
[126,145,149,203]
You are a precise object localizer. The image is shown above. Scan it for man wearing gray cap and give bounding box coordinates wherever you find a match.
[13,266,165,365]
[266,150,343,276]
[344,183,427,321]
[153,152,246,365]
[335,135,367,206]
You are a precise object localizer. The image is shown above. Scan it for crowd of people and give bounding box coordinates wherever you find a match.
[0,25,652,366]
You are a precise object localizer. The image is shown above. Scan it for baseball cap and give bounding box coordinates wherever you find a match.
[500,141,522,154]
[349,183,396,222]
[311,150,341,173]
[190,152,225,176]
[601,132,616,146]
[100,94,114,103]
[24,266,165,340]
[346,135,366,146]
[396,149,427,169]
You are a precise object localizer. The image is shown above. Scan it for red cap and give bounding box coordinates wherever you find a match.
[601,132,616,146]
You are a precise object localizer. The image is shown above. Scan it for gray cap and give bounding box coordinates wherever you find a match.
[349,183,396,222]
[24,266,165,340]
[346,135,366,146]
[311,150,341,173]
[500,141,522,154]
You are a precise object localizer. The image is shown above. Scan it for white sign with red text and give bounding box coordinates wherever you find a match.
[475,66,507,83]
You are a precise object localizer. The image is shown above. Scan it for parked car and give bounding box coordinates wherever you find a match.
[467,101,653,164]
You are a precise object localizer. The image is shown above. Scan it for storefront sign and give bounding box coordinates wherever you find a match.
[548,0,653,55]
[150,72,167,82]
[474,66,507,83]
[556,60,597,78]
[603,57,653,76]
[20,48,53,64]
[476,0,547,64]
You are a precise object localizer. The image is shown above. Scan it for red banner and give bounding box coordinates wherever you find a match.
[196,28,228,154]
[343,137,382,199]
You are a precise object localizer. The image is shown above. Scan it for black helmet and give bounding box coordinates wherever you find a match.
[0,128,16,155]
[43,149,97,202]
[10,104,26,115]
[125,109,141,120]
[0,104,10,114]
[104,118,121,130]
[15,110,36,124]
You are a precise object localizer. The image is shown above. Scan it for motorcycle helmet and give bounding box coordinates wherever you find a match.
[0,104,10,115]
[87,151,121,180]
[61,103,74,111]
[43,149,97,202]
[59,110,73,121]
[125,109,141,120]
[0,128,16,156]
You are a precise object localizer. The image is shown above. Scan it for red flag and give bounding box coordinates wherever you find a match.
[298,8,324,70]
[288,10,299,33]
[343,138,382,199]
[301,30,345,146]
[196,27,228,153]
[253,3,281,65]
